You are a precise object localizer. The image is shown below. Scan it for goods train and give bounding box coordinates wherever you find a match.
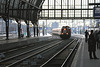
[52,26,71,39]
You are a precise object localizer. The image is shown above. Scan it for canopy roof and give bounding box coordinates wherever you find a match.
[0,0,44,24]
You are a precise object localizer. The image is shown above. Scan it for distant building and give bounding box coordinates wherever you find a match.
[52,22,59,29]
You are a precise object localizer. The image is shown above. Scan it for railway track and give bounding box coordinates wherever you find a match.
[0,39,58,60]
[40,39,80,67]
[0,39,56,53]
[0,38,78,67]
[0,39,64,67]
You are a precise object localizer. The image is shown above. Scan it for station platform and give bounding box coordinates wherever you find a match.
[0,34,52,51]
[71,37,100,67]
[0,35,52,44]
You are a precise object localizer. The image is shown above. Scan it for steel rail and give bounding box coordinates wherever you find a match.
[40,39,76,67]
[0,38,55,54]
[61,39,80,67]
[0,40,60,63]
[5,41,63,67]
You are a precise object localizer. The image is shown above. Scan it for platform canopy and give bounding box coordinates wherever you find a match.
[0,0,100,23]
[0,0,45,24]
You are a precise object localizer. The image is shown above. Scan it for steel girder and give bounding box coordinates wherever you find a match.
[0,0,43,24]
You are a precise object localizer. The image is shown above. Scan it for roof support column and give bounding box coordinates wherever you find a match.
[36,20,39,37]
[16,1,24,38]
[12,0,15,17]
[83,19,85,34]
[15,19,21,38]
[42,21,44,36]
[46,20,47,35]
[37,24,38,37]
[25,21,30,37]
[34,24,36,37]
[27,21,30,37]
[18,22,21,38]
[4,0,10,40]
[25,3,31,37]
[2,17,9,40]
[5,19,9,40]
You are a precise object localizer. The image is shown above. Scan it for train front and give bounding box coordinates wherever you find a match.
[60,26,71,39]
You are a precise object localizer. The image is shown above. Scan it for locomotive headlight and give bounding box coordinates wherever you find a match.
[62,33,64,35]
[64,28,66,30]
[66,33,68,35]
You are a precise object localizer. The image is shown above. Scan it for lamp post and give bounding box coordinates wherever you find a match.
[83,19,85,34]
[94,20,95,31]
[42,21,44,36]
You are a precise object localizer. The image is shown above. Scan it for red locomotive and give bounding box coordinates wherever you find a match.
[52,26,71,39]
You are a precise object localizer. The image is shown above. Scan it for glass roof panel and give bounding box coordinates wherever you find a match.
[40,0,100,19]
